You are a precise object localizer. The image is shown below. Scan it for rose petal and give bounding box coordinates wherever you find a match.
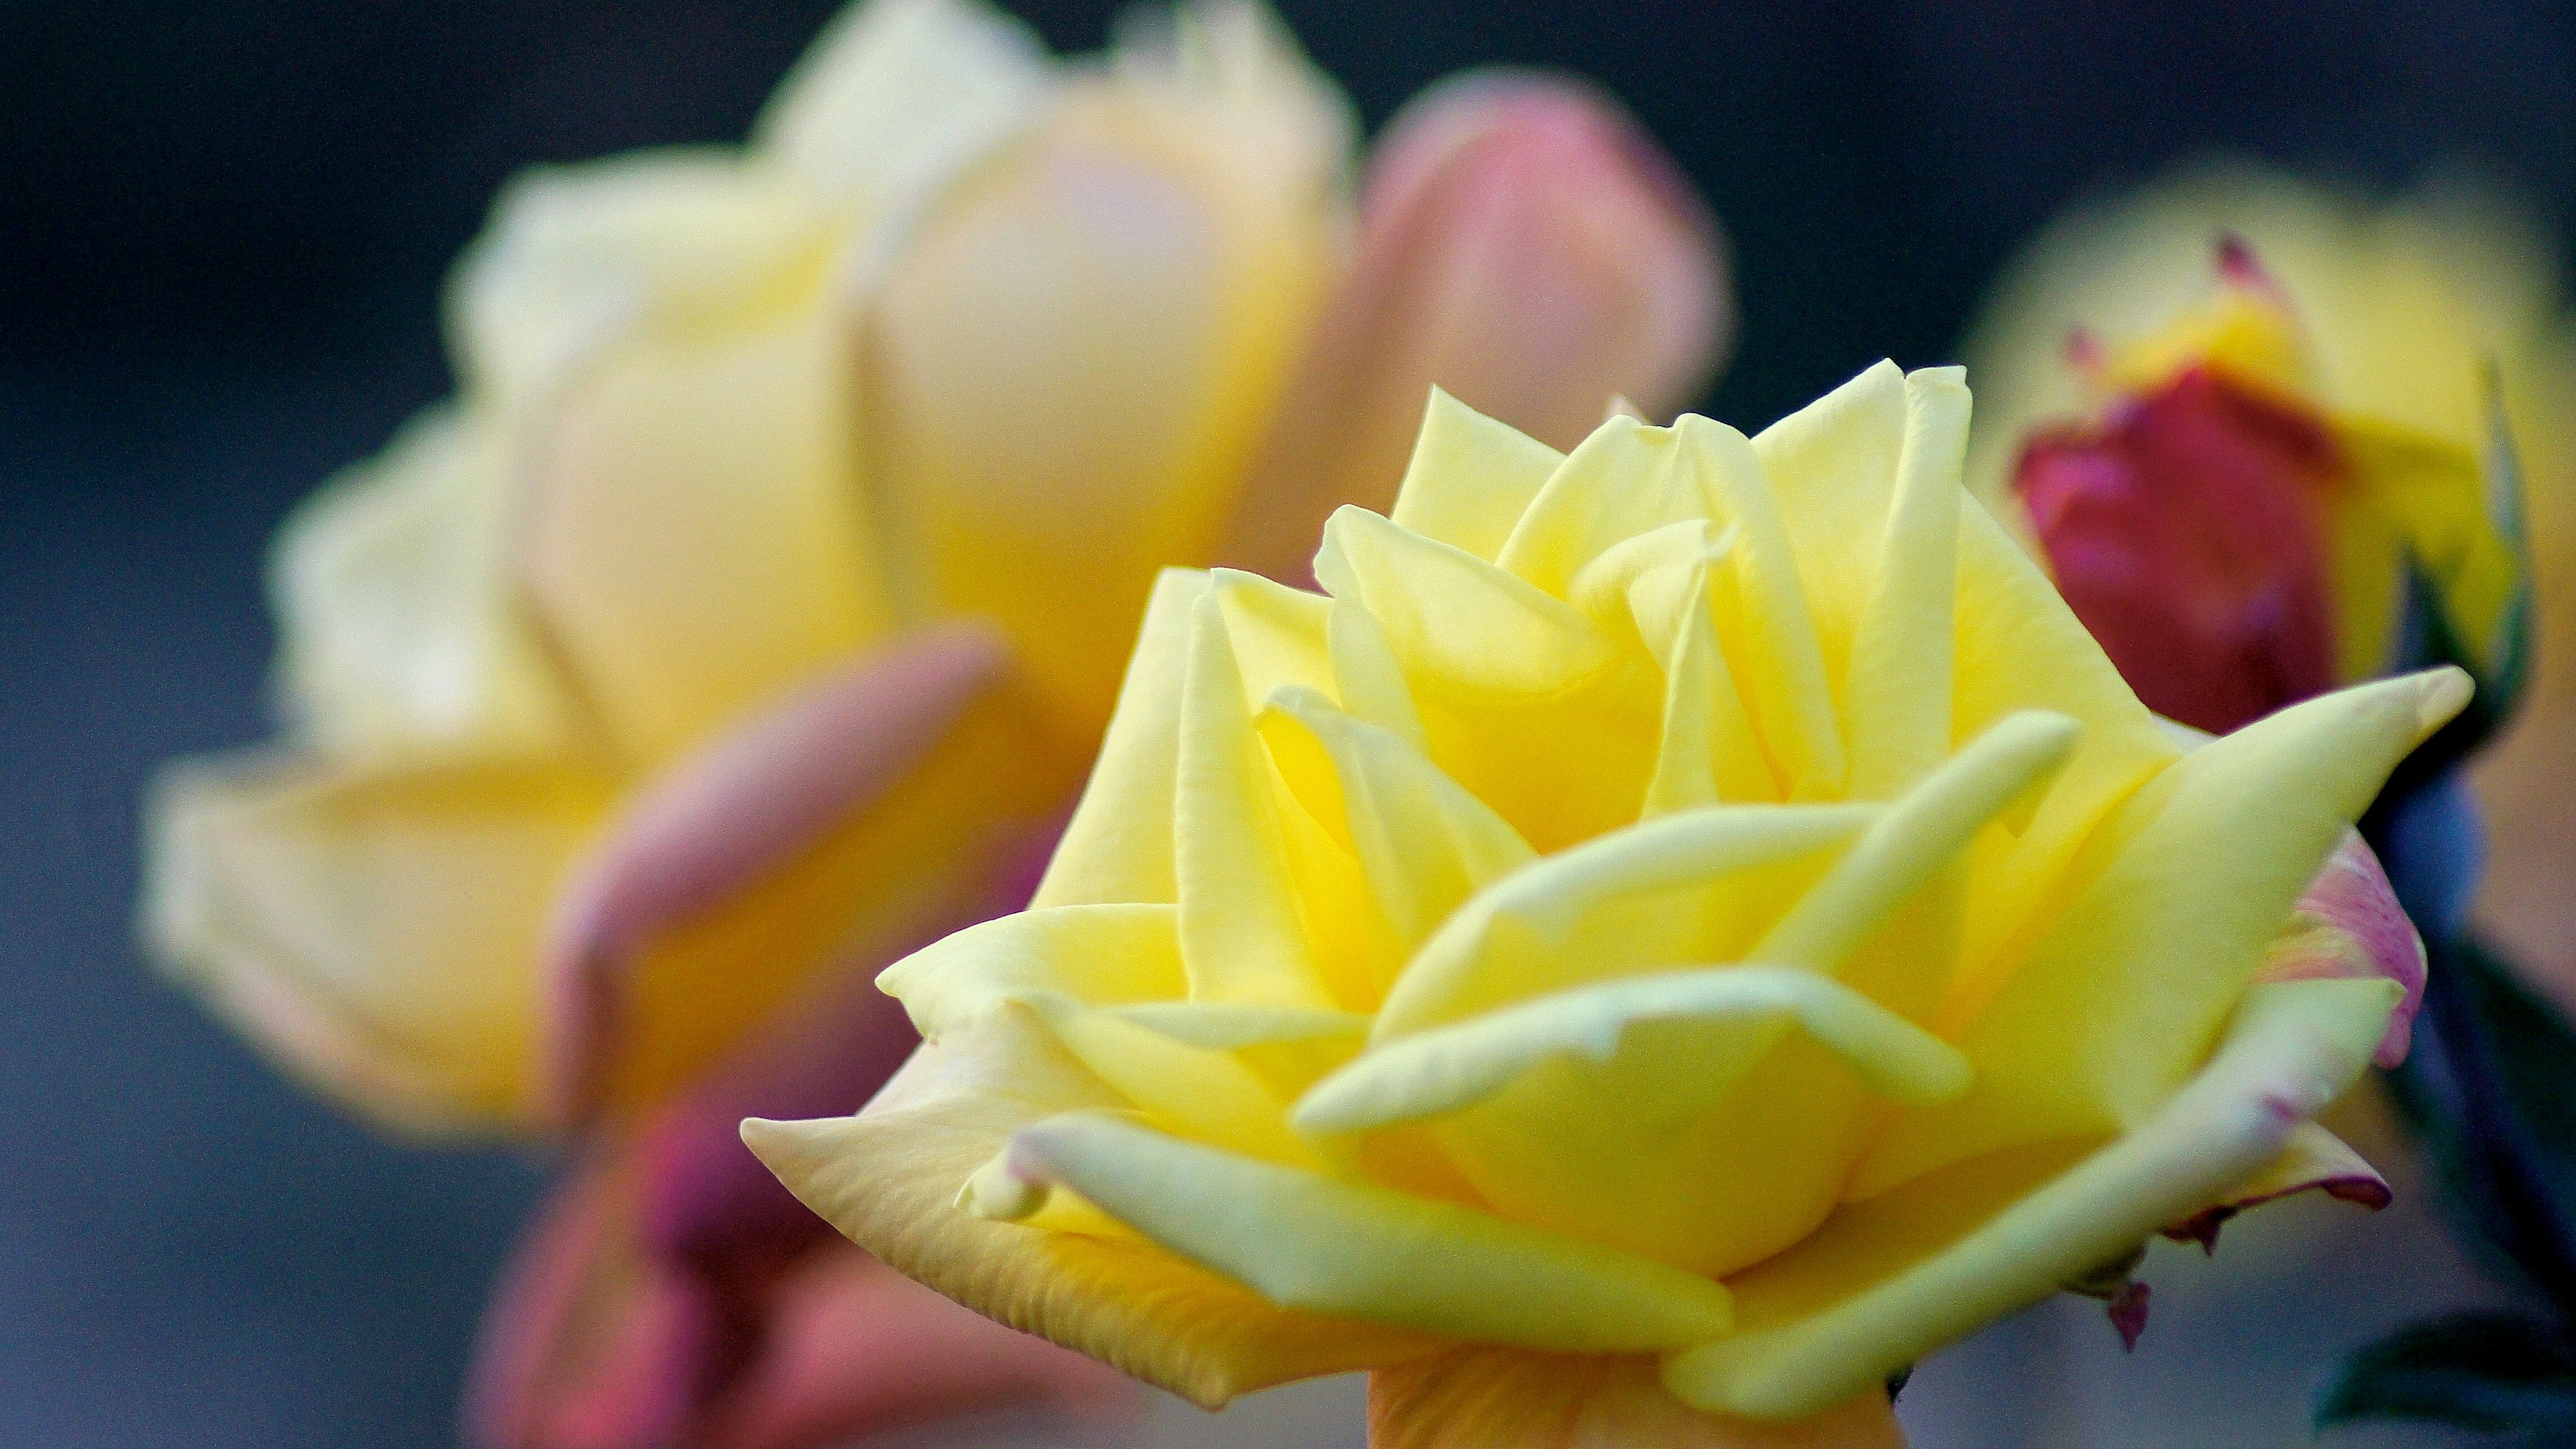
[702,1242,1139,1449]
[1218,72,1731,584]
[1371,1348,1902,1449]
[540,623,1020,1127]
[2251,828,2427,1068]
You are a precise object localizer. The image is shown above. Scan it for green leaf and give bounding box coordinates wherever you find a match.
[2316,1311,2576,1431]
[2385,936,2576,1304]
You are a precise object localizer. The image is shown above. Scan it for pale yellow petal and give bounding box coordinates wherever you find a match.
[1681,415,1844,800]
[1495,416,1700,597]
[1386,388,1568,563]
[1034,569,1208,910]
[1665,977,2396,1420]
[1745,360,1909,686]
[1175,593,1339,1009]
[1856,667,2467,1199]
[267,410,574,758]
[1379,804,1872,1036]
[743,1008,1436,1409]
[520,271,890,767]
[1295,965,1970,1136]
[142,753,617,1133]
[1316,504,1618,700]
[753,0,1049,208]
[879,902,1318,1166]
[1840,369,1968,800]
[449,153,833,407]
[993,1111,1736,1352]
[1211,568,1338,706]
[874,50,1346,737]
[1373,1350,1904,1449]
[1263,686,1534,951]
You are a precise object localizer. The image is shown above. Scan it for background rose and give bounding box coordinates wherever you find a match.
[750,366,2453,1446]
[1955,164,2576,994]
[134,1,1732,1443]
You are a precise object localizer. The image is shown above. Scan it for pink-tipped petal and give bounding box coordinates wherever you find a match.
[541,623,1014,1128]
[1218,72,1731,583]
[2254,830,2428,1068]
[704,1242,1142,1449]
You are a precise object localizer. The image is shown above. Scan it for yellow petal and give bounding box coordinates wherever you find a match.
[873,32,1349,736]
[1385,388,1568,564]
[1860,667,2467,1197]
[450,152,832,406]
[1295,965,1970,1136]
[1263,686,1534,951]
[1316,504,1618,700]
[1175,592,1339,1009]
[2163,1120,2389,1249]
[268,410,574,759]
[1379,803,1873,1036]
[1840,369,1969,800]
[2340,413,2522,679]
[142,753,616,1132]
[1750,710,2076,989]
[742,1007,1437,1408]
[1373,1350,1904,1449]
[1745,360,1909,685]
[1664,976,2396,1420]
[753,0,1050,208]
[1034,569,1208,910]
[519,266,890,767]
[880,904,1317,1165]
[1495,416,1700,596]
[882,904,1191,1036]
[996,1111,1737,1351]
[1682,414,1844,800]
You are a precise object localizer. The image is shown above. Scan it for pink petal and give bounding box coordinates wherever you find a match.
[2254,830,2428,1068]
[464,1156,720,1449]
[539,623,1014,1128]
[702,1242,1142,1449]
[1218,72,1732,584]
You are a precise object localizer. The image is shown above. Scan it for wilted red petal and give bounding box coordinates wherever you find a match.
[2014,366,2344,735]
[2253,829,2428,1067]
[1218,71,1731,583]
[540,623,1013,1128]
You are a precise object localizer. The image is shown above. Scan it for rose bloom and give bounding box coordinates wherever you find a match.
[137,0,1729,1444]
[1960,165,2576,1000]
[749,365,2453,1447]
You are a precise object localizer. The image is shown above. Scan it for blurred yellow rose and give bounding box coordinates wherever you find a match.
[140,0,1731,1142]
[1956,164,2576,989]
[748,366,2454,1444]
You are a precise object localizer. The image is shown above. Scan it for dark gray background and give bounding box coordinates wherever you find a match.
[5,1,2574,1442]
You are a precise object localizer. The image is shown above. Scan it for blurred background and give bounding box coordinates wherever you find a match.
[4,1,2572,1444]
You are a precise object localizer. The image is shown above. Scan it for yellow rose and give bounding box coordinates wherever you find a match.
[747,365,2459,1443]
[139,0,1732,1140]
